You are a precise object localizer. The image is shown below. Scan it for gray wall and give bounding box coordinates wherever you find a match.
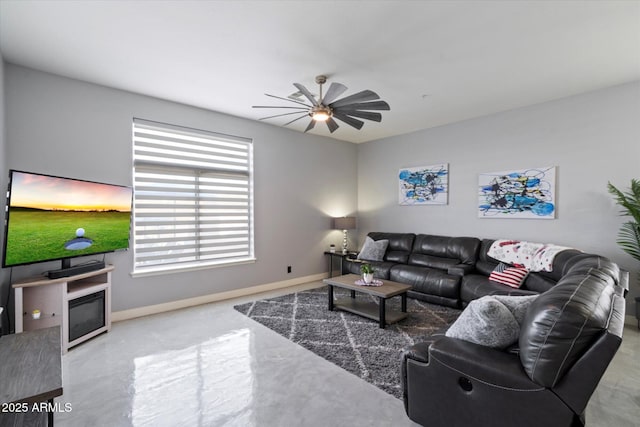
[4,64,358,312]
[357,81,640,315]
[3,63,639,318]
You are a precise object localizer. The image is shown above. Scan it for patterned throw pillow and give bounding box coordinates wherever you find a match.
[489,262,529,288]
[445,296,520,349]
[357,237,389,262]
[492,295,539,325]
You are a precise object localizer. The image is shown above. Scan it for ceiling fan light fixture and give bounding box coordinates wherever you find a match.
[310,105,332,122]
[252,75,390,133]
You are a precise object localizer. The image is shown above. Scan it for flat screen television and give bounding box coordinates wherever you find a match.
[2,170,132,275]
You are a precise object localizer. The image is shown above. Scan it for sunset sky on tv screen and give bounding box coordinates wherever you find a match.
[10,171,131,212]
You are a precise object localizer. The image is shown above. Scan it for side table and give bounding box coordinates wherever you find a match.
[324,251,358,277]
[0,326,63,426]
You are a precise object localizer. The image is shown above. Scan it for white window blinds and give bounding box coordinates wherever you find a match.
[132,119,254,273]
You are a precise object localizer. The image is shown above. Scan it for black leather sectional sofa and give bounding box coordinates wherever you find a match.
[343,232,628,427]
[342,232,625,307]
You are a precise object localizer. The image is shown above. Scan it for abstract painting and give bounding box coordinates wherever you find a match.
[478,166,556,219]
[399,164,448,205]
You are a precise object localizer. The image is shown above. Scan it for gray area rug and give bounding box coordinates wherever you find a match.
[234,286,461,398]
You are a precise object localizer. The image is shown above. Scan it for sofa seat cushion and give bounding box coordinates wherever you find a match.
[407,290,460,308]
[390,265,460,300]
[461,274,537,304]
[523,272,557,293]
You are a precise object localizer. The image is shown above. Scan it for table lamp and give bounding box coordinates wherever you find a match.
[333,217,356,254]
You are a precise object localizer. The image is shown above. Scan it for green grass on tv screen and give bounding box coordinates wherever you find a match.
[4,209,130,266]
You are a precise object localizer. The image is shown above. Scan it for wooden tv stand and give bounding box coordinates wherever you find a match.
[13,265,113,353]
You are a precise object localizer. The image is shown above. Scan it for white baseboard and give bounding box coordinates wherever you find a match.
[112,276,640,328]
[112,272,328,322]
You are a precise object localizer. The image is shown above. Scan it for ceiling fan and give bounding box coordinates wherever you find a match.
[252,75,390,133]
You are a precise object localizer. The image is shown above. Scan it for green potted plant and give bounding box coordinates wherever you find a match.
[360,263,375,284]
[608,179,640,326]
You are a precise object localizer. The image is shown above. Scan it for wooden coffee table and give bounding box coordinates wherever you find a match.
[323,274,411,328]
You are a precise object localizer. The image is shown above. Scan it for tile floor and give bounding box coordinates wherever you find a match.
[55,281,640,427]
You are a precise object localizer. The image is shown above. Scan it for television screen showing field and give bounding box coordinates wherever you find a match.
[4,171,132,266]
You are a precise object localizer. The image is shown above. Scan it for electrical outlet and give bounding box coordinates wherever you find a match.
[287,266,292,274]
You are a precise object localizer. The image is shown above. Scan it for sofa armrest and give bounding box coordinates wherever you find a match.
[401,335,445,412]
[618,270,629,295]
[423,336,543,390]
[401,336,574,427]
[401,331,447,365]
[402,341,430,363]
[447,263,475,277]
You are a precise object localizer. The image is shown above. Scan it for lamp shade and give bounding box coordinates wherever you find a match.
[333,216,356,230]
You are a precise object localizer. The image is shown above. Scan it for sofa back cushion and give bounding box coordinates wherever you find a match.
[522,249,586,285]
[409,234,480,270]
[566,255,621,285]
[478,239,596,293]
[519,263,619,388]
[475,239,500,275]
[367,232,415,264]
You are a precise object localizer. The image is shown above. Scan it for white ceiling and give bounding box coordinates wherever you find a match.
[1,0,639,143]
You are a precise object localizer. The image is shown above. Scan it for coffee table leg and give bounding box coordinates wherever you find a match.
[350,290,356,299]
[48,398,54,426]
[378,297,386,328]
[328,285,334,311]
[401,293,407,312]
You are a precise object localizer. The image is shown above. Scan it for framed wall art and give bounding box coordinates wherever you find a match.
[478,166,556,219]
[399,163,448,205]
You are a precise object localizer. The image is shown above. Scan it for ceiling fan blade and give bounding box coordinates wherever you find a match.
[332,112,365,130]
[321,82,348,105]
[264,93,312,107]
[329,90,380,108]
[282,113,310,127]
[293,83,319,106]
[253,105,309,110]
[326,117,339,133]
[336,110,382,122]
[334,100,391,111]
[304,119,316,132]
[259,111,310,121]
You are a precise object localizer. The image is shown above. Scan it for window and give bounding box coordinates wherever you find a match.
[132,118,254,275]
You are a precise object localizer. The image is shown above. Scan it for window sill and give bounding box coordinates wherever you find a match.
[130,257,257,278]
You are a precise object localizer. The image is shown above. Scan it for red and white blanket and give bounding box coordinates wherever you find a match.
[487,240,573,272]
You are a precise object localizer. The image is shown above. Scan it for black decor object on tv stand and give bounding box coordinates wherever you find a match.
[47,259,106,279]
